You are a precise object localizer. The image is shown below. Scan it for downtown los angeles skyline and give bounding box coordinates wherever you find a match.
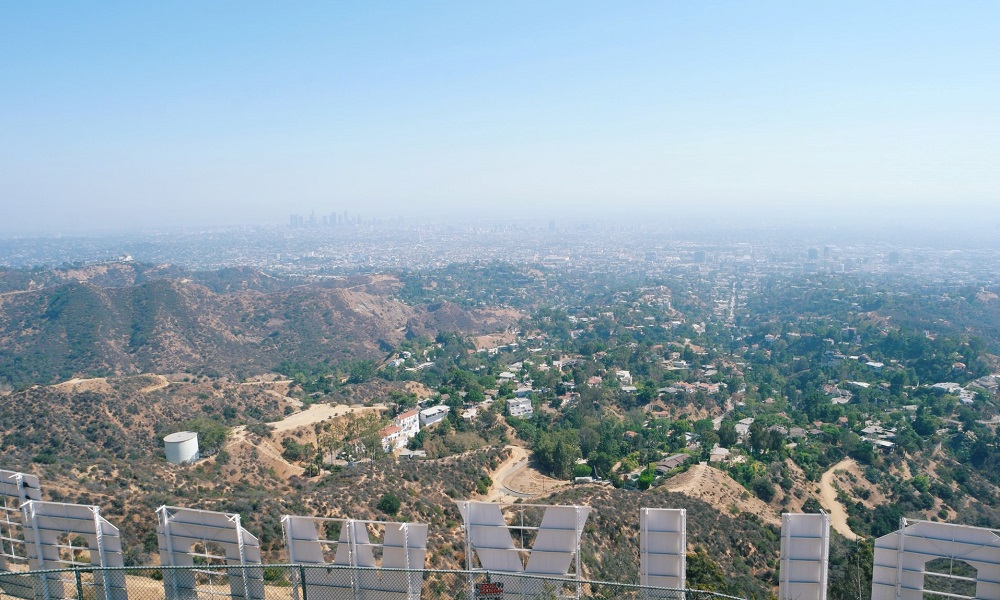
[2,2,1000,235]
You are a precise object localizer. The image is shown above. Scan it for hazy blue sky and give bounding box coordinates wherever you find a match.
[2,2,999,234]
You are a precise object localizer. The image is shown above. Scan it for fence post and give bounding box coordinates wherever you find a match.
[74,570,85,600]
[298,565,308,600]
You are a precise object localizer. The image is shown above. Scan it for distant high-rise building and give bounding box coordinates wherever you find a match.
[693,250,706,263]
[823,246,832,260]
[807,247,820,260]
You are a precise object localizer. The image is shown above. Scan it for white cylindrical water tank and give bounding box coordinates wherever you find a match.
[164,431,200,465]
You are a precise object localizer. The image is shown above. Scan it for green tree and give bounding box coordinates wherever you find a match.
[348,360,377,384]
[718,421,738,448]
[828,539,873,600]
[636,380,658,405]
[637,465,656,490]
[535,433,580,479]
[686,548,726,591]
[748,421,770,456]
[588,452,615,479]
[377,492,401,516]
[913,410,938,436]
[751,476,776,502]
[578,427,600,458]
[171,418,230,455]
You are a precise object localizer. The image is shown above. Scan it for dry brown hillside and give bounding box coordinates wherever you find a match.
[661,463,781,526]
[0,272,521,388]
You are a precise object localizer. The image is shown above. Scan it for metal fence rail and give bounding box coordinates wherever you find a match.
[0,565,746,600]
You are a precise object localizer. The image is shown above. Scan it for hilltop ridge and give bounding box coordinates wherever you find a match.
[0,266,519,388]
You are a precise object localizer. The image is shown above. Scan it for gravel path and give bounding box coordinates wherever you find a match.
[819,458,860,540]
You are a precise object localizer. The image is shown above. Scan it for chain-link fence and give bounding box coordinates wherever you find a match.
[0,565,745,600]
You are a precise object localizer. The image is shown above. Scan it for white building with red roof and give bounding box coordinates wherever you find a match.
[394,409,420,439]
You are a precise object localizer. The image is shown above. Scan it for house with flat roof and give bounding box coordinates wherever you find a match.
[419,405,450,427]
[507,397,533,419]
[709,447,731,463]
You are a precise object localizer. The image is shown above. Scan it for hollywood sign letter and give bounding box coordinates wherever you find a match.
[779,513,830,600]
[156,506,263,600]
[640,508,687,595]
[456,502,590,599]
[282,515,428,600]
[0,470,43,599]
[873,519,1000,600]
[21,501,127,600]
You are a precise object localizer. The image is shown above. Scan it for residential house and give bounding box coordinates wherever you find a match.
[654,454,688,475]
[394,409,420,440]
[379,425,406,452]
[735,417,755,437]
[709,447,731,463]
[419,405,450,427]
[507,397,533,419]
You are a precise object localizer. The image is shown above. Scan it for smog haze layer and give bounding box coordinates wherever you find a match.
[2,2,999,236]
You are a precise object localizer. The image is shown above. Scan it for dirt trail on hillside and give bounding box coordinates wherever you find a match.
[228,425,304,478]
[50,377,111,393]
[220,403,388,481]
[662,463,781,526]
[667,462,710,494]
[486,446,530,502]
[819,458,860,540]
[269,403,386,433]
[485,446,569,502]
[139,375,170,393]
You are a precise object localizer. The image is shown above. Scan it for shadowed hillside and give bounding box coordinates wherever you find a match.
[0,267,519,388]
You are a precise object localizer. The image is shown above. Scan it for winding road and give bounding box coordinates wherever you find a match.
[486,446,537,501]
[818,458,860,540]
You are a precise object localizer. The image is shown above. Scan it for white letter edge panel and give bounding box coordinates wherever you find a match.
[641,508,687,592]
[779,513,830,600]
[156,506,263,600]
[21,501,126,600]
